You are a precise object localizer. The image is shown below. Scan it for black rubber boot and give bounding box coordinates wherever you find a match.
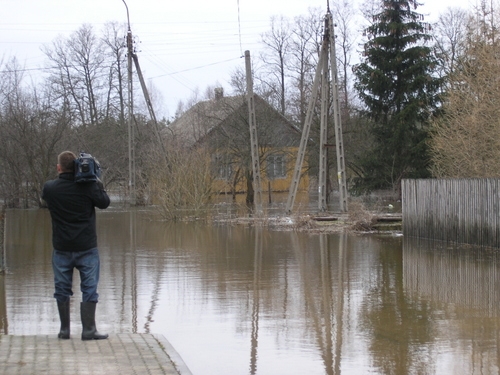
[80,302,108,340]
[57,300,70,339]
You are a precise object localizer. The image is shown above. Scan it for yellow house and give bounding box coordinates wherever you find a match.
[168,89,309,198]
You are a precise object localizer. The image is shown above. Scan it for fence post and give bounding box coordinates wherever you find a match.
[0,204,5,273]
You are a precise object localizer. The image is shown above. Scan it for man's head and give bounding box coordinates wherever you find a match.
[57,151,77,174]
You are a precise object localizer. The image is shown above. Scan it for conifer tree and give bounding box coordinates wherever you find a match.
[353,0,442,194]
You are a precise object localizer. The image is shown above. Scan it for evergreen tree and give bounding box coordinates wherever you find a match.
[353,0,442,194]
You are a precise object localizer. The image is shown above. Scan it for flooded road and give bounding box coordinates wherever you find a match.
[2,208,500,374]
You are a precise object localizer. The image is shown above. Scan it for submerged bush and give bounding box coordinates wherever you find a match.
[148,147,214,220]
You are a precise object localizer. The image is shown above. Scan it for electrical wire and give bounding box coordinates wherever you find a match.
[237,0,243,56]
[150,56,243,78]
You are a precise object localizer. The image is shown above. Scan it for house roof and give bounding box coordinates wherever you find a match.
[167,94,300,148]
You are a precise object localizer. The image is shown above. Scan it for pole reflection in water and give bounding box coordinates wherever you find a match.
[291,233,329,373]
[291,232,346,375]
[0,207,7,334]
[319,234,334,374]
[0,274,7,334]
[130,209,137,333]
[333,233,346,375]
[7,210,500,374]
[141,210,167,334]
[249,227,262,375]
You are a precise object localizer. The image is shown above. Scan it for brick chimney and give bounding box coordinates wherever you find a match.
[214,87,224,100]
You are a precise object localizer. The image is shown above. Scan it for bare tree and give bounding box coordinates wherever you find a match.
[434,7,469,78]
[259,15,293,115]
[101,21,128,123]
[287,8,323,125]
[228,67,247,96]
[430,3,500,177]
[332,0,358,113]
[0,58,71,207]
[173,87,202,120]
[42,24,107,127]
[0,23,168,206]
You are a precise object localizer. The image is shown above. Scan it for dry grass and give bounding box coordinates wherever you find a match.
[346,201,375,232]
[211,201,379,233]
[291,214,316,230]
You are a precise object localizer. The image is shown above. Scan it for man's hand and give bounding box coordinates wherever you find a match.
[96,177,104,190]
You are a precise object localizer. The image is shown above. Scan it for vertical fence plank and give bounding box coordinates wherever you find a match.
[0,205,5,273]
[402,178,500,248]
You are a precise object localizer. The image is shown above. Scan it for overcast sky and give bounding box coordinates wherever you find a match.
[2,0,475,118]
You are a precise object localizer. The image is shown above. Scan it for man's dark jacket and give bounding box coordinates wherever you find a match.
[42,172,110,252]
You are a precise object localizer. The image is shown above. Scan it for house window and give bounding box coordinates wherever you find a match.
[267,154,286,179]
[213,154,233,180]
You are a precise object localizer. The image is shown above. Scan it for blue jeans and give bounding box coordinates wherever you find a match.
[52,248,100,303]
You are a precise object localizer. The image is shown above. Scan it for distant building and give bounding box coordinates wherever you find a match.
[167,89,309,196]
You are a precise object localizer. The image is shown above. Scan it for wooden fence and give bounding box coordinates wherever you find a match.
[402,179,500,247]
[0,205,5,272]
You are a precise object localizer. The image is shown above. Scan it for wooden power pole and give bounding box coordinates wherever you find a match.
[124,1,136,205]
[245,50,263,215]
[122,0,164,205]
[328,13,348,213]
[286,10,347,214]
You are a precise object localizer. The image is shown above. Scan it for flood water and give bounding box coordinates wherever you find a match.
[2,208,500,374]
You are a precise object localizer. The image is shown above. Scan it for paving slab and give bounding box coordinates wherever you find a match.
[0,333,192,375]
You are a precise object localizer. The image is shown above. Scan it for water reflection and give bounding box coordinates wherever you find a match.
[250,227,262,375]
[403,237,500,374]
[362,236,434,375]
[4,209,500,374]
[0,274,7,334]
[404,236,500,313]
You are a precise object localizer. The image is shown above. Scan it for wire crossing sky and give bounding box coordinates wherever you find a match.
[1,0,473,118]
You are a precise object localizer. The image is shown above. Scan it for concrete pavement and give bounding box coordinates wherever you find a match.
[0,333,192,375]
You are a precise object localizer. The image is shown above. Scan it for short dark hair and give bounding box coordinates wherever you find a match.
[57,151,76,173]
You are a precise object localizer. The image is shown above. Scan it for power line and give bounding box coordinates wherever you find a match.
[150,57,243,78]
[0,53,243,80]
[237,0,243,56]
[0,67,50,74]
[140,49,199,93]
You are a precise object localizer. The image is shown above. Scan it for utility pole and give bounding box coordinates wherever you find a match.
[131,50,166,154]
[245,50,263,215]
[286,10,348,213]
[122,0,165,205]
[285,52,324,214]
[328,13,348,213]
[123,0,135,205]
[318,15,330,211]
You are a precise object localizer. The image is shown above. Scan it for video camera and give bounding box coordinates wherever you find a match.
[74,152,101,183]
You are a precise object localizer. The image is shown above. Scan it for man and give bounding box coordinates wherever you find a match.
[42,151,110,340]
